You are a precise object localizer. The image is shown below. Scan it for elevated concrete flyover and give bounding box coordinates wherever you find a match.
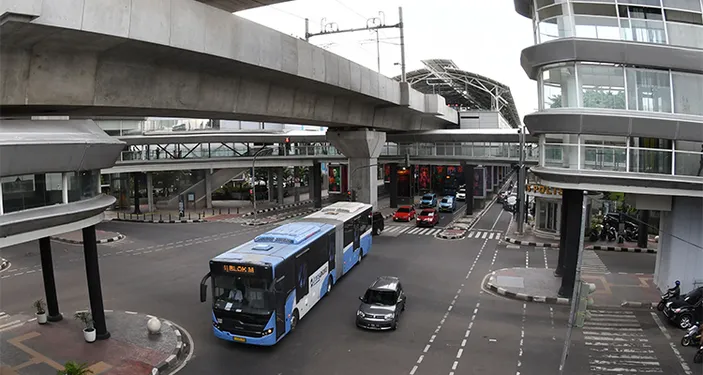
[0,0,457,131]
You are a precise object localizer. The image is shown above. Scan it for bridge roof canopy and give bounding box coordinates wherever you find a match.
[397,59,521,128]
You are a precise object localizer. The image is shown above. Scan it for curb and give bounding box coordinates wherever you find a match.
[244,208,319,226]
[51,233,125,245]
[588,245,657,254]
[154,319,188,374]
[620,301,658,309]
[240,197,332,218]
[436,230,467,240]
[112,218,207,224]
[485,273,570,305]
[503,237,559,248]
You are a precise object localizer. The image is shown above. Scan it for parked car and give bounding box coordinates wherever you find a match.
[439,196,456,212]
[370,211,385,235]
[393,206,416,222]
[663,287,703,329]
[419,193,438,208]
[455,188,467,201]
[416,208,439,227]
[356,276,406,331]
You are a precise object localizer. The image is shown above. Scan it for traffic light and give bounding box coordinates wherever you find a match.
[575,281,597,327]
[347,190,356,202]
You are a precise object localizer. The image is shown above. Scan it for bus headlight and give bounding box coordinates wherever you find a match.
[262,328,274,336]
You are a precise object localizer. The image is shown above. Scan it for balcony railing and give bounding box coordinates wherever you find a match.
[542,142,703,178]
[118,143,343,162]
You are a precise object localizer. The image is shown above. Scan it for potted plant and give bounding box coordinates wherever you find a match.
[57,361,92,375]
[74,312,96,343]
[33,299,47,324]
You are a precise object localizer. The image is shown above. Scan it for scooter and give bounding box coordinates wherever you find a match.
[658,280,681,311]
[681,323,701,347]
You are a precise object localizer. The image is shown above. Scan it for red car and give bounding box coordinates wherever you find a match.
[416,209,439,227]
[393,206,416,222]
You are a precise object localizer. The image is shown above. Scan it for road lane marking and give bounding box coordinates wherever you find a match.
[651,312,692,375]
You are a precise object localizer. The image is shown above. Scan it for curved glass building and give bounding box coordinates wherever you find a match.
[514,0,703,294]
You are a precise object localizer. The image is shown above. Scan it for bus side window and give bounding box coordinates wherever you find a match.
[327,231,336,271]
[295,250,309,302]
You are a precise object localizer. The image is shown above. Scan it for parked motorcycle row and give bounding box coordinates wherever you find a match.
[657,281,703,363]
[588,213,639,244]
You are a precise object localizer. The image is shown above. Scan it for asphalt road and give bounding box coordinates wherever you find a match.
[0,198,698,375]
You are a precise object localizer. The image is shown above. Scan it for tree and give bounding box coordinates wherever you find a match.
[548,90,626,110]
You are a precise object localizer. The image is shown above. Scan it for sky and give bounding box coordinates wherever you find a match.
[237,0,537,123]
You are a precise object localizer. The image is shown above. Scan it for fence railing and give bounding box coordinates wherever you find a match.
[543,143,703,178]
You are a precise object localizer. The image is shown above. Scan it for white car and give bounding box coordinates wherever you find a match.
[455,188,466,201]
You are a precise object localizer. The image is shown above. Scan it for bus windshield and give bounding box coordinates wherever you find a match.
[213,275,272,313]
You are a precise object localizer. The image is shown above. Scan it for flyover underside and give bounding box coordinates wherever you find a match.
[0,22,446,131]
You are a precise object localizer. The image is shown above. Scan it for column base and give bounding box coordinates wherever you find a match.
[96,331,111,340]
[47,313,63,322]
[553,267,564,277]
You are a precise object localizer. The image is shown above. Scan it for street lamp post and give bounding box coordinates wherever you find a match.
[251,146,271,223]
[517,126,526,234]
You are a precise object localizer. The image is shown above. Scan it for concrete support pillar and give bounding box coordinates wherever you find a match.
[133,173,141,214]
[146,172,154,212]
[637,210,650,248]
[277,168,284,204]
[558,189,585,298]
[462,163,475,216]
[310,162,322,209]
[268,169,275,202]
[293,167,301,203]
[82,225,110,340]
[389,163,398,209]
[39,237,63,322]
[205,171,213,209]
[62,172,69,204]
[327,129,386,210]
[554,191,571,277]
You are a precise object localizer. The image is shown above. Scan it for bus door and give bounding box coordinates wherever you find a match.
[274,260,293,339]
[353,218,360,251]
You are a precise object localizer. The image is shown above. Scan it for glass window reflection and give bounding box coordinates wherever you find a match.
[626,69,671,112]
[1,173,65,213]
[577,64,626,109]
[542,64,578,109]
[68,170,100,203]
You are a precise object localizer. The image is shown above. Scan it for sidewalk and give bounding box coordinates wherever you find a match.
[51,230,124,245]
[0,310,188,375]
[504,227,658,253]
[503,226,559,248]
[485,267,661,308]
[107,190,331,223]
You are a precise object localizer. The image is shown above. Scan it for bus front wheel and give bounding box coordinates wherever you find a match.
[290,310,299,331]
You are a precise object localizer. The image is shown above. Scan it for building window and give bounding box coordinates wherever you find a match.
[1,173,65,214]
[68,170,100,203]
[542,64,578,109]
[662,0,702,12]
[577,63,626,109]
[626,68,672,112]
[672,72,703,116]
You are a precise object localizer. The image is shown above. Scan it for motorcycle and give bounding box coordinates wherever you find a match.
[589,224,603,242]
[663,287,703,329]
[681,323,701,347]
[658,281,681,311]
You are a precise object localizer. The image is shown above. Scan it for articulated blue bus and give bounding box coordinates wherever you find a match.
[199,202,374,346]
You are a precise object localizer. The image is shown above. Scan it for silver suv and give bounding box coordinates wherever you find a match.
[356,276,406,330]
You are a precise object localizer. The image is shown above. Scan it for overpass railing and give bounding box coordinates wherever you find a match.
[543,142,703,178]
[117,141,537,163]
[380,142,539,160]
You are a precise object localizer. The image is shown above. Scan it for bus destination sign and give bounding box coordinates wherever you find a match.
[223,264,256,274]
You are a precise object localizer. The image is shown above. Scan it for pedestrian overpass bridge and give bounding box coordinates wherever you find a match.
[102,129,539,174]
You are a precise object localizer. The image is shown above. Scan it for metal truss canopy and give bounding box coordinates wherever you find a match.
[398,59,522,128]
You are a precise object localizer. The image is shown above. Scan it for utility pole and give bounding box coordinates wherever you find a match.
[305,8,406,80]
[517,126,526,234]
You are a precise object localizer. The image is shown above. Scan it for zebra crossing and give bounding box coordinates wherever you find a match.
[381,225,443,237]
[466,230,502,240]
[0,311,24,333]
[581,250,610,274]
[583,310,663,374]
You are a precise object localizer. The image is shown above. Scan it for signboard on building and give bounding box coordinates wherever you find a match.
[328,165,342,193]
[526,184,563,197]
